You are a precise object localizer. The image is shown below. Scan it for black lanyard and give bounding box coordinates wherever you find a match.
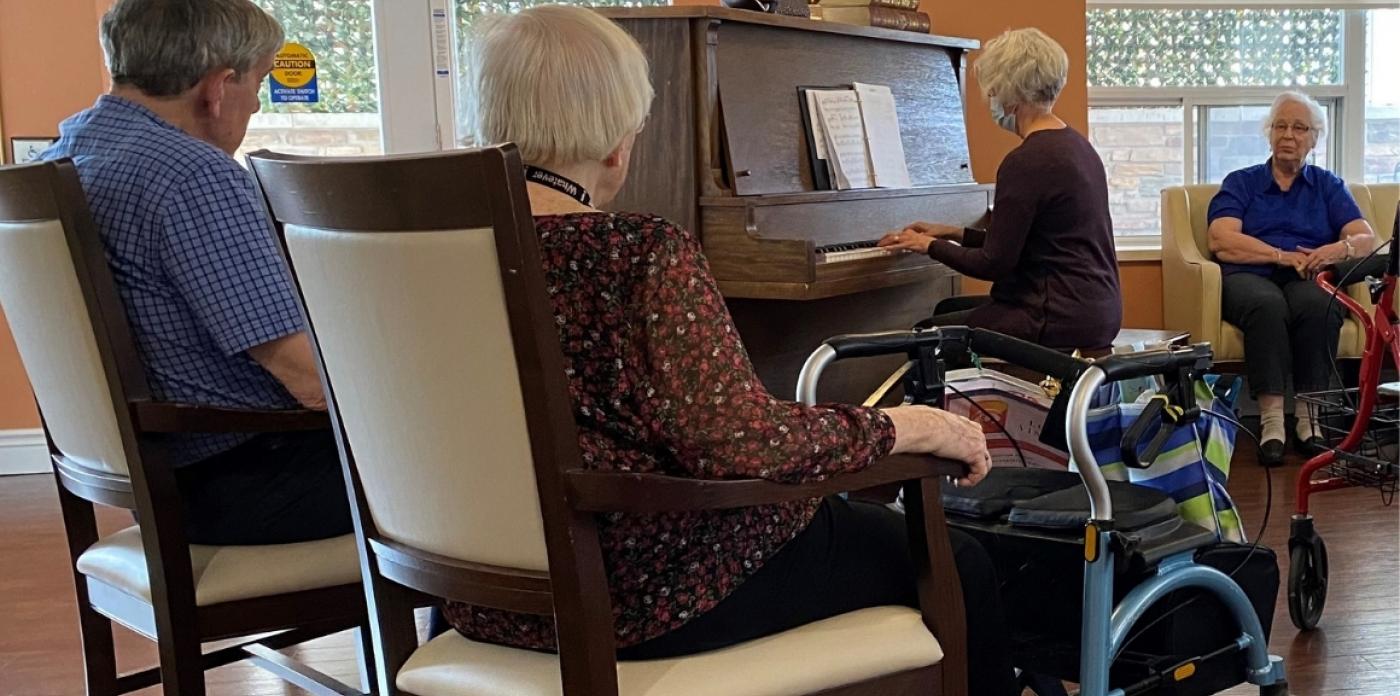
[524,165,592,206]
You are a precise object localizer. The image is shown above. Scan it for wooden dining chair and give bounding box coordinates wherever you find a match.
[0,159,373,696]
[249,144,970,696]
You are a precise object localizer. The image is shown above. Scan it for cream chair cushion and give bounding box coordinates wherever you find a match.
[397,606,941,696]
[75,526,360,606]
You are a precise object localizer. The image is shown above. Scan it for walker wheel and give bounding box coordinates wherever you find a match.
[1288,537,1328,630]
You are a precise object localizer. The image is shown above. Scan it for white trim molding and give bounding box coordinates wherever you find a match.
[0,428,48,476]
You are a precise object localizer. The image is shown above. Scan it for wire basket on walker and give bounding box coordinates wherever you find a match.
[797,328,1286,696]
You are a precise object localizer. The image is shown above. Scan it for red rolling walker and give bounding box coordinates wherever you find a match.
[1288,220,1399,631]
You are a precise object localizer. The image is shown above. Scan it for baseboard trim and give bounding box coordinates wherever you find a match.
[0,428,48,476]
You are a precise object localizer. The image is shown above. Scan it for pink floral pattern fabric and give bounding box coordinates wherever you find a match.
[443,212,895,649]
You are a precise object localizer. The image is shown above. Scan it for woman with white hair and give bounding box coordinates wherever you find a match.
[880,28,1122,353]
[1207,91,1377,466]
[445,6,1016,693]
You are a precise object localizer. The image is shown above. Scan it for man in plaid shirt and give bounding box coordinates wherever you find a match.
[44,0,350,545]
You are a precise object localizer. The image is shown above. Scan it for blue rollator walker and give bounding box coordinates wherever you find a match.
[797,327,1289,696]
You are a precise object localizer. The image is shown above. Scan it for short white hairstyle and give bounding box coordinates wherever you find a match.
[974,28,1069,109]
[473,5,653,166]
[1264,91,1327,140]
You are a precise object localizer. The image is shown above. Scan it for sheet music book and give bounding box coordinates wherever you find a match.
[797,83,911,191]
[853,82,913,189]
[813,90,874,190]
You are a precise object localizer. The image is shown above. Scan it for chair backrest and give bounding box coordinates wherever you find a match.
[248,147,581,574]
[0,161,146,479]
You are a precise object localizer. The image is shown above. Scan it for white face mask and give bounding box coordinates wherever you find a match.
[990,98,1019,136]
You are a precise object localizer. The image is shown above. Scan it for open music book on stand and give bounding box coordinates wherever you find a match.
[798,82,912,191]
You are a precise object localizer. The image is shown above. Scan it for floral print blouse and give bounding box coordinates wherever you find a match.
[443,212,895,649]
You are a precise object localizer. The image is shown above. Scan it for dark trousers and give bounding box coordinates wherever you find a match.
[618,496,1019,696]
[1221,269,1345,397]
[174,430,353,545]
[918,294,993,329]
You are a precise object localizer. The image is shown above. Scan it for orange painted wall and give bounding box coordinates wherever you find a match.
[0,0,110,429]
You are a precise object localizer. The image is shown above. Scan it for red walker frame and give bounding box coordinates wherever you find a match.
[1286,219,1397,631]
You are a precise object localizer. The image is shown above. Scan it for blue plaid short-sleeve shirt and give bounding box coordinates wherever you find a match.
[44,96,304,465]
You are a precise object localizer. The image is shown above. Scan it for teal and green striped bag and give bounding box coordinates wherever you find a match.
[1077,376,1246,543]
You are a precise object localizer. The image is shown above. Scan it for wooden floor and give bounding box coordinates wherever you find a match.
[0,439,1395,695]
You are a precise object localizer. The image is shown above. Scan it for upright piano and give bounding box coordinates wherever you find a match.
[601,6,991,403]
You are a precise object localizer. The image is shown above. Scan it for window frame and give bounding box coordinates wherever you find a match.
[1087,5,1373,252]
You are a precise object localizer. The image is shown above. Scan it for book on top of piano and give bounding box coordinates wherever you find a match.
[799,83,912,192]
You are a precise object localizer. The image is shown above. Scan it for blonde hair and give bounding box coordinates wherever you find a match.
[1264,91,1327,140]
[473,5,653,166]
[974,28,1069,109]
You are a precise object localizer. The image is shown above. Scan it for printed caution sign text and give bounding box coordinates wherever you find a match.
[269,42,319,103]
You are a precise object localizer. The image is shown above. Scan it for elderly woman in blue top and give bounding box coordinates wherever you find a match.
[1207,91,1377,466]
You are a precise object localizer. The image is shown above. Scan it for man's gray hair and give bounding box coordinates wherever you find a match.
[101,0,284,97]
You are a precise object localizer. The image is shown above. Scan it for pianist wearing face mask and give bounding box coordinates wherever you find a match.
[879,27,1122,353]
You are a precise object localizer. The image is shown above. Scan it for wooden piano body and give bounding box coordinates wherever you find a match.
[601,7,992,403]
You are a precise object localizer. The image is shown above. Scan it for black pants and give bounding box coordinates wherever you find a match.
[174,430,354,545]
[1221,269,1345,397]
[917,294,993,329]
[618,496,1019,696]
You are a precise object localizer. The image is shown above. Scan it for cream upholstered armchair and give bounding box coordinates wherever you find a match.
[1161,183,1399,363]
[248,145,970,696]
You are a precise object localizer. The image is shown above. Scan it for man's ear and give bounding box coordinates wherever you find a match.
[194,68,238,119]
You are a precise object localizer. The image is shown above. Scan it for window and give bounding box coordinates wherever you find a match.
[237,0,384,161]
[1088,8,1344,89]
[1364,8,1400,183]
[1089,106,1185,238]
[1087,5,1386,245]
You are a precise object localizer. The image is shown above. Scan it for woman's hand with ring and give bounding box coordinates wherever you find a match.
[878,227,936,254]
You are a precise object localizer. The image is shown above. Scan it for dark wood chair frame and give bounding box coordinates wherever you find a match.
[249,145,972,696]
[0,160,373,696]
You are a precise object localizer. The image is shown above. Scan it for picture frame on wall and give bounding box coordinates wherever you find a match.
[9,137,58,165]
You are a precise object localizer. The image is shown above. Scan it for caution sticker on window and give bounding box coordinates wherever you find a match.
[270,43,319,104]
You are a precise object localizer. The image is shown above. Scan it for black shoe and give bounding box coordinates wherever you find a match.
[1298,435,1328,456]
[1260,439,1286,467]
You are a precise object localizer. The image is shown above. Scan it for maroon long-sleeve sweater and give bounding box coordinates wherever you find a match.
[929,127,1123,351]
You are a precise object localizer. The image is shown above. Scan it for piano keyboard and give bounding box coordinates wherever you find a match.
[816,240,904,264]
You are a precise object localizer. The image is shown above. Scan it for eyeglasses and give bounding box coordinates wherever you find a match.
[1272,122,1313,135]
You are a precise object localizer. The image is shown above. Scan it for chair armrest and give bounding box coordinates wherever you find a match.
[129,401,330,433]
[564,454,966,514]
[1161,189,1222,346]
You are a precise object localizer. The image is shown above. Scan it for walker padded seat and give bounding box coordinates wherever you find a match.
[943,467,1221,570]
[1008,482,1180,533]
